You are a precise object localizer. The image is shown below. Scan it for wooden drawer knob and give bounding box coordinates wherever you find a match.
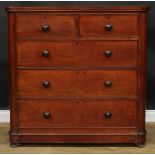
[105,111,112,119]
[105,81,112,87]
[105,24,112,31]
[42,81,50,88]
[42,25,49,32]
[42,50,49,57]
[43,112,51,119]
[105,50,112,57]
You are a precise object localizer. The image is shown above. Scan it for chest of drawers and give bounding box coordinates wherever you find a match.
[6,6,149,146]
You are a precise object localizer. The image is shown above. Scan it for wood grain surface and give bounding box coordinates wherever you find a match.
[16,14,76,37]
[79,15,138,37]
[17,70,137,98]
[17,41,138,67]
[17,100,137,128]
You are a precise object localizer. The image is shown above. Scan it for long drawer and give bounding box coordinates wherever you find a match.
[17,70,137,98]
[17,41,137,68]
[17,100,137,128]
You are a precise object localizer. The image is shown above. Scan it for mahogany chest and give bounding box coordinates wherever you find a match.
[6,6,149,146]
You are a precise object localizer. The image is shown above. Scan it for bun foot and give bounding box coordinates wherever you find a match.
[136,143,145,148]
[10,143,21,147]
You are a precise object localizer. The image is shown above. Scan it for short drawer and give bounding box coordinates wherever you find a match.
[16,14,76,37]
[17,100,137,128]
[17,70,137,98]
[80,15,138,37]
[17,41,137,67]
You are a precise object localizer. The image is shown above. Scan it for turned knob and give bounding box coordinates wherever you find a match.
[105,24,112,32]
[42,81,50,88]
[42,50,49,57]
[105,81,112,87]
[105,111,112,119]
[43,112,51,119]
[105,50,112,57]
[42,25,49,32]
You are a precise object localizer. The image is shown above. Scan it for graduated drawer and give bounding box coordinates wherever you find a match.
[17,70,137,98]
[17,100,137,128]
[17,41,137,67]
[16,14,76,37]
[80,15,138,37]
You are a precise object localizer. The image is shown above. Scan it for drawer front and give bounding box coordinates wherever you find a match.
[17,41,137,67]
[16,14,76,37]
[18,100,137,128]
[17,70,137,98]
[80,15,138,37]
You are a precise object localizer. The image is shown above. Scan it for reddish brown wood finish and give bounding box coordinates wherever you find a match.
[17,41,138,67]
[6,6,149,146]
[16,14,76,37]
[8,12,17,135]
[17,100,137,128]
[80,15,138,37]
[17,70,137,98]
[6,6,149,12]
